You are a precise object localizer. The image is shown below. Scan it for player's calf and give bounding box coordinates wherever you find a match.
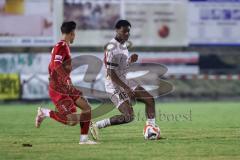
[116,113,134,125]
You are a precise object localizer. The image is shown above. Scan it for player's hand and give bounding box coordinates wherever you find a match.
[129,54,138,63]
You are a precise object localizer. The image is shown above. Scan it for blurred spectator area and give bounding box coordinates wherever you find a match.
[64,1,120,30]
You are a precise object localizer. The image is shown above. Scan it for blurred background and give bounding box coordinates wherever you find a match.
[0,0,240,102]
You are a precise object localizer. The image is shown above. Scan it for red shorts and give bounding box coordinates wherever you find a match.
[49,86,81,116]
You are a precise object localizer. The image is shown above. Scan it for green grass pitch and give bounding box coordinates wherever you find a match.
[0,102,240,160]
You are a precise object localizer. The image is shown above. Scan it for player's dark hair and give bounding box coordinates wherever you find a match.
[61,21,76,34]
[115,20,131,29]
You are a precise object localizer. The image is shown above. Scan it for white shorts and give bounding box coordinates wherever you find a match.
[105,79,139,108]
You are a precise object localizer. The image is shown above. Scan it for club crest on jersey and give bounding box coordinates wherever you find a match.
[55,55,63,61]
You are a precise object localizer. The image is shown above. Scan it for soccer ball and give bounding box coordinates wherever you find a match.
[143,125,161,140]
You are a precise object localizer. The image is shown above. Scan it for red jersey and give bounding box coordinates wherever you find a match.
[48,40,72,93]
[48,40,82,113]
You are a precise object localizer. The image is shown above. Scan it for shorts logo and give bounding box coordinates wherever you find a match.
[61,104,67,111]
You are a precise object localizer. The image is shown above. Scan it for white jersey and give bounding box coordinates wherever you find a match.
[104,38,138,108]
[104,38,130,88]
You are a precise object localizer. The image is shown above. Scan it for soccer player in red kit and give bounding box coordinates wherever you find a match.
[35,21,97,144]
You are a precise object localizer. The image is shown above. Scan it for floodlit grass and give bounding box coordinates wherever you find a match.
[0,102,240,160]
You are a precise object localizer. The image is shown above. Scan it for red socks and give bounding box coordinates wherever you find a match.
[80,110,91,134]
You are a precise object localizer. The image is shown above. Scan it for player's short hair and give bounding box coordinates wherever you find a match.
[61,21,76,34]
[115,20,131,29]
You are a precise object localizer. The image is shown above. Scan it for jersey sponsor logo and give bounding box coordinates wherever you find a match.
[55,55,63,62]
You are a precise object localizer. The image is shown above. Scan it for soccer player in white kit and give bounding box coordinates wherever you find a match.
[90,20,158,140]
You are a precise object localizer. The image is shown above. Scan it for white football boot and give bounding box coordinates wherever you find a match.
[89,121,99,141]
[35,107,46,128]
[79,139,98,145]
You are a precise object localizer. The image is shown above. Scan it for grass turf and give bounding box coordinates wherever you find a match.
[0,102,240,160]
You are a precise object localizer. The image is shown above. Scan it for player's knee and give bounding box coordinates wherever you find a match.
[81,103,91,112]
[149,96,155,105]
[68,121,78,126]
[66,114,79,126]
[85,105,91,111]
[75,96,91,111]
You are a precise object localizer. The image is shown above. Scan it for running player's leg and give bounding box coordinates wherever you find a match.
[95,95,134,129]
[90,88,134,140]
[51,98,79,125]
[74,96,97,144]
[35,85,81,128]
[109,100,134,125]
[134,86,156,126]
[35,98,79,128]
[35,96,97,144]
[74,96,91,140]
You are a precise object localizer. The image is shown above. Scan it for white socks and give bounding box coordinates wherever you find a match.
[41,108,50,117]
[96,118,155,128]
[147,118,155,126]
[80,135,88,142]
[96,119,111,129]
